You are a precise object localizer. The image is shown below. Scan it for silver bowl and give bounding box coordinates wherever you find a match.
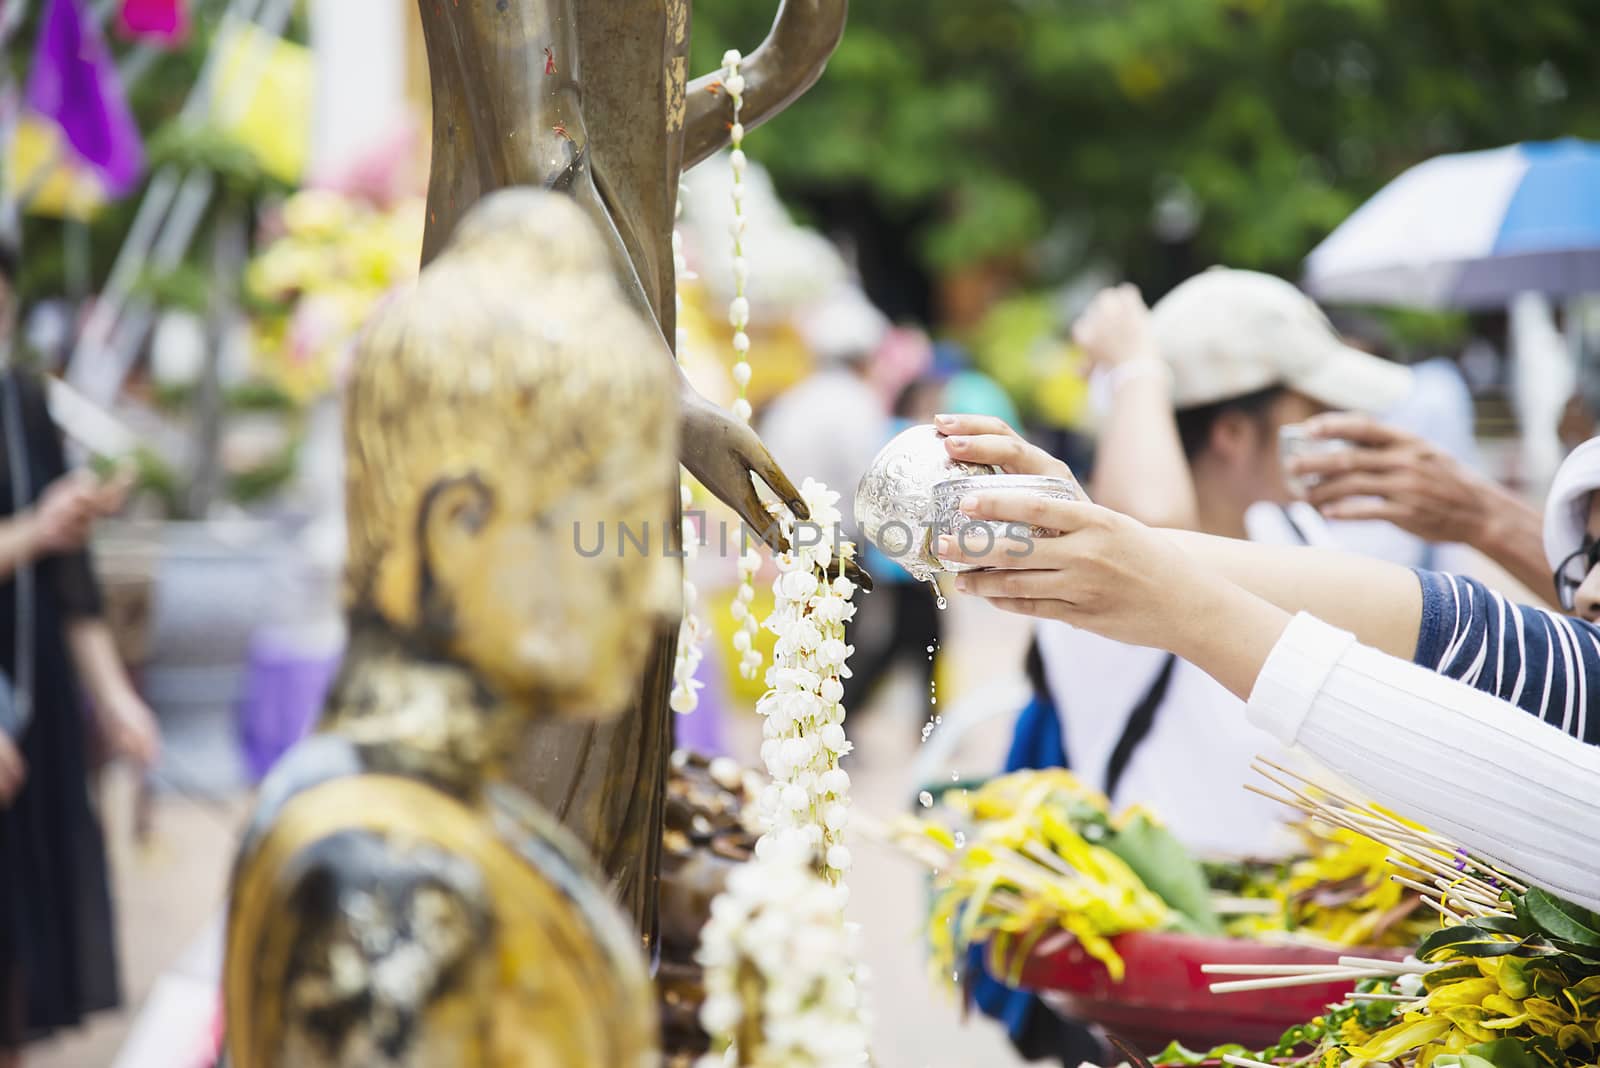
[1278,424,1349,498]
[930,474,1082,572]
[854,424,996,581]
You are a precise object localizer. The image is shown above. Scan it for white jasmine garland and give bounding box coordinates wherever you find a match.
[670,186,710,714]
[753,479,858,887]
[694,839,870,1068]
[713,55,764,678]
[721,48,753,425]
[671,481,708,714]
[734,547,763,680]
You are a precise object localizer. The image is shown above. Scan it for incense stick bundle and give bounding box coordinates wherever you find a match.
[1247,758,1521,924]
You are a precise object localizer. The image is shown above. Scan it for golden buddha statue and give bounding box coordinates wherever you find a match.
[223,190,672,1067]
[412,0,855,946]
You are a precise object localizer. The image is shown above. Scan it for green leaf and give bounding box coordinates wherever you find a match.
[1419,923,1548,961]
[1522,888,1600,949]
[1538,937,1600,965]
[1101,813,1222,935]
[1434,1055,1499,1068]
[1150,1040,1253,1066]
[1434,1038,1543,1068]
[1467,913,1535,937]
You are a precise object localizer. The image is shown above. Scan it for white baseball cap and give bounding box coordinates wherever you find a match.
[1544,436,1600,571]
[1151,267,1413,413]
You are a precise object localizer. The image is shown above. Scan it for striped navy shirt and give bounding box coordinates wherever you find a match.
[1413,570,1600,745]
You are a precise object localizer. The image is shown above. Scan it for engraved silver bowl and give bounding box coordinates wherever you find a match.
[1278,423,1350,498]
[854,424,996,582]
[930,474,1082,572]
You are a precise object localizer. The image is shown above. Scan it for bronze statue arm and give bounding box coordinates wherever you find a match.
[681,0,849,170]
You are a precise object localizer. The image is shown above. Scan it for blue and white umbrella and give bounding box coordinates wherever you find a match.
[1304,138,1600,309]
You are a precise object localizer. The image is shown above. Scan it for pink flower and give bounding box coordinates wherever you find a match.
[119,0,190,45]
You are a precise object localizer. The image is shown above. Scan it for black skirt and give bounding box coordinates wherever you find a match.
[0,371,120,1048]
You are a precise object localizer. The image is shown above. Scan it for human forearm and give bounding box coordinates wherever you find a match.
[1089,368,1198,529]
[0,513,38,578]
[1470,484,1551,600]
[67,617,159,766]
[1169,576,1292,700]
[66,618,138,708]
[1072,285,1196,528]
[1161,528,1423,659]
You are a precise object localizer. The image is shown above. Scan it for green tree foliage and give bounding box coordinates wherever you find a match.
[689,0,1600,278]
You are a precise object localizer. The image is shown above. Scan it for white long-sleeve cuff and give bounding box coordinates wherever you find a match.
[1245,612,1357,747]
[1239,610,1600,913]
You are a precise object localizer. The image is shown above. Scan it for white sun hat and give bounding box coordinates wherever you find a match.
[1544,436,1600,571]
[1151,267,1414,413]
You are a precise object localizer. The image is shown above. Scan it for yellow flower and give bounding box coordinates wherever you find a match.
[917,769,1171,987]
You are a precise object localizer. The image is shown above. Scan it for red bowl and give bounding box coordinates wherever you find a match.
[1015,929,1407,1054]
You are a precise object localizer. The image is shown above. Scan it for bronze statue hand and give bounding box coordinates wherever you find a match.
[678,381,873,590]
[683,0,849,169]
[679,378,805,539]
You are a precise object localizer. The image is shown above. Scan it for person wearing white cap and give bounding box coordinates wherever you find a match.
[941,269,1413,858]
[1075,268,1413,541]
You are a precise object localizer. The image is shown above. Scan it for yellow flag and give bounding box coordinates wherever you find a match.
[9,115,108,221]
[209,20,314,184]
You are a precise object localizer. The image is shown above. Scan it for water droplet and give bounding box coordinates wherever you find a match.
[918,790,934,808]
[920,721,935,743]
[953,831,966,848]
[950,771,960,782]
[926,645,935,654]
[935,594,948,610]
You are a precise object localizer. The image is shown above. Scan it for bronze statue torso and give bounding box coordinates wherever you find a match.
[226,732,657,1068]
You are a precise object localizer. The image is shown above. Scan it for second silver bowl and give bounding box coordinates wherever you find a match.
[930,474,1082,572]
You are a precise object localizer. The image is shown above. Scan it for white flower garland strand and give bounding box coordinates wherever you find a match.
[672,484,709,714]
[732,548,764,680]
[718,53,764,683]
[670,187,710,714]
[722,49,752,425]
[695,844,870,1068]
[753,480,858,887]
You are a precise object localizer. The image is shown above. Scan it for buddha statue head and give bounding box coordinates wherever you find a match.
[343,188,679,718]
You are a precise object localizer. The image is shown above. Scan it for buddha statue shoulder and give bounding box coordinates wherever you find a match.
[222,190,678,1068]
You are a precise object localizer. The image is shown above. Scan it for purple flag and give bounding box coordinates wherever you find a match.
[25,0,146,195]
